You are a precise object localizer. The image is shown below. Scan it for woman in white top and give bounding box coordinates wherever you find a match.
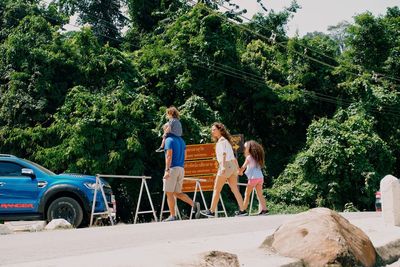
[201,122,246,217]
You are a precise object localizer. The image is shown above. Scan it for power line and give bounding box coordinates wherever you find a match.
[232,0,400,83]
[190,0,400,84]
[187,56,400,117]
[186,0,362,78]
[217,2,342,63]
[41,13,400,117]
[191,0,359,73]
[49,0,400,84]
[8,7,400,117]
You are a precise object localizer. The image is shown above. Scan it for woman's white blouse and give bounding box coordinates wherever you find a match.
[216,136,235,163]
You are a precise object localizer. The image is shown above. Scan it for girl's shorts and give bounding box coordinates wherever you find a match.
[248,178,263,186]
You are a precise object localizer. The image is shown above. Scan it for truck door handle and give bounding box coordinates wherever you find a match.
[0,182,5,187]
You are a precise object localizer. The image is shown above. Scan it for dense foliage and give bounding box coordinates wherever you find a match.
[1,0,400,221]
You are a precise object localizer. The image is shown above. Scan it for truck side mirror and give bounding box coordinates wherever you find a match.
[21,168,36,179]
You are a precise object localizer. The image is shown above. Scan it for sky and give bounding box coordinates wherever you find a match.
[231,0,400,36]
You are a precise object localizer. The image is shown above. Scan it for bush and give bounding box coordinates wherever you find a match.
[268,202,309,214]
[268,106,394,211]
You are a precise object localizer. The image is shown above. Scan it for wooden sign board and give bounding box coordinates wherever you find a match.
[182,176,215,192]
[231,134,244,154]
[185,159,218,177]
[186,143,215,161]
[182,137,243,192]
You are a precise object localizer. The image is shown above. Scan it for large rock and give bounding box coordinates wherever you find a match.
[45,219,73,230]
[0,224,13,235]
[261,208,376,267]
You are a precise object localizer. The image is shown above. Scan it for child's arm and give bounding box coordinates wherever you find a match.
[162,122,171,138]
[239,158,249,176]
[165,123,171,134]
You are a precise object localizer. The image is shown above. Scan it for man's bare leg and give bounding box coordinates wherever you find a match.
[166,192,176,217]
[174,192,194,207]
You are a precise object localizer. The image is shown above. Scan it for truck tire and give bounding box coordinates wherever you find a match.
[47,197,83,227]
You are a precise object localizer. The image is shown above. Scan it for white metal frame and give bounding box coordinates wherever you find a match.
[186,178,209,220]
[159,177,212,221]
[237,182,258,215]
[215,195,228,217]
[90,174,157,227]
[90,175,114,227]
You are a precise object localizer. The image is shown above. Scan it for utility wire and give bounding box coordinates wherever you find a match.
[9,8,400,117]
[39,14,400,117]
[187,0,360,76]
[49,0,400,83]
[217,1,341,63]
[189,0,400,83]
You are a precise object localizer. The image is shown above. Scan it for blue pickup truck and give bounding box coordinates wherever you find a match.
[0,154,116,227]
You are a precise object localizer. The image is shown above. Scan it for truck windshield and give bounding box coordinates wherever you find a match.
[24,159,56,176]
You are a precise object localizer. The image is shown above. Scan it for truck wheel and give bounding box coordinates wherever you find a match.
[47,197,83,227]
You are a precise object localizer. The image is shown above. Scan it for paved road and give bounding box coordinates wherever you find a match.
[0,212,387,267]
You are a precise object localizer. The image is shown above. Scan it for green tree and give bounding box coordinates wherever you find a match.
[126,0,187,32]
[269,106,394,211]
[134,4,240,106]
[55,0,127,46]
[344,12,390,72]
[381,7,400,80]
[338,8,400,176]
[0,15,65,126]
[2,0,400,219]
[327,21,350,53]
[179,95,220,144]
[243,0,299,44]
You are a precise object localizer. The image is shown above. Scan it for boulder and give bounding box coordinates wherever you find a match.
[45,219,73,230]
[0,224,13,235]
[261,208,376,267]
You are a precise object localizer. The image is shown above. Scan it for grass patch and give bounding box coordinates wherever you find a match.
[268,202,309,214]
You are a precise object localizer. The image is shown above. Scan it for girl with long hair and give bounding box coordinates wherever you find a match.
[239,140,268,215]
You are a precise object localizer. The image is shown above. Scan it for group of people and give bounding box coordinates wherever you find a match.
[158,106,268,222]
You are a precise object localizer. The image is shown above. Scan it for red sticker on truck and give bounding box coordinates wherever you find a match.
[0,203,34,209]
